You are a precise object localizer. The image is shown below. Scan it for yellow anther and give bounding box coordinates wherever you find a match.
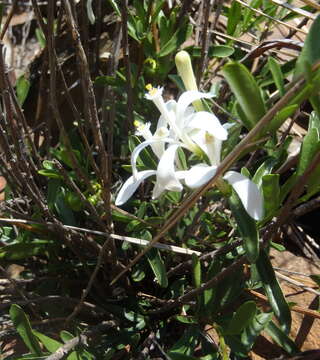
[133,120,141,128]
[146,84,158,96]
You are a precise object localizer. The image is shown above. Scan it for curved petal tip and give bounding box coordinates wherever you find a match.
[224,171,264,220]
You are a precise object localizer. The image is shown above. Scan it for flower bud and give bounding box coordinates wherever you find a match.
[175,51,203,111]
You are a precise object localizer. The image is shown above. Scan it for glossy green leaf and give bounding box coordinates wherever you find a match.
[252,157,277,188]
[268,57,285,96]
[174,316,197,324]
[38,169,63,179]
[210,263,245,315]
[107,0,121,16]
[169,326,199,356]
[229,189,259,263]
[242,0,262,31]
[0,241,52,260]
[168,354,198,360]
[16,75,30,106]
[158,23,193,57]
[255,250,292,334]
[226,301,257,335]
[310,274,320,289]
[35,28,46,48]
[208,45,234,58]
[10,305,43,356]
[192,253,201,288]
[59,331,91,360]
[227,1,241,35]
[309,111,320,133]
[296,127,320,177]
[295,14,320,79]
[146,248,168,288]
[262,174,280,217]
[33,330,62,353]
[264,104,298,135]
[265,321,298,355]
[241,312,273,351]
[222,62,266,129]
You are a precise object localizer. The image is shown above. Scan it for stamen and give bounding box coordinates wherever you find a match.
[205,132,214,143]
[133,120,141,128]
[146,84,158,97]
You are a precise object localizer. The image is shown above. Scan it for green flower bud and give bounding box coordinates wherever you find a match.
[175,51,203,111]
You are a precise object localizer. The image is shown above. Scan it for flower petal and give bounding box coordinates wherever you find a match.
[184,164,217,188]
[115,170,156,206]
[131,138,172,177]
[224,171,264,220]
[186,112,228,140]
[176,90,212,121]
[154,144,183,197]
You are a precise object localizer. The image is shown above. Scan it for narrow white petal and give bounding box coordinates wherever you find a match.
[224,171,264,221]
[115,170,156,206]
[156,144,183,193]
[184,164,217,188]
[131,138,172,177]
[186,112,228,140]
[152,181,165,199]
[176,90,212,120]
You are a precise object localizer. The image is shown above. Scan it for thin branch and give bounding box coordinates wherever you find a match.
[120,0,134,135]
[148,256,246,314]
[275,271,320,297]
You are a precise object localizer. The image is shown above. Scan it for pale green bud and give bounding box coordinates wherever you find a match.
[175,51,198,91]
[175,51,203,111]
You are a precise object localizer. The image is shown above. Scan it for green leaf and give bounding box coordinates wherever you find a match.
[264,104,298,135]
[174,315,197,324]
[208,45,234,58]
[60,330,74,342]
[146,248,168,288]
[294,14,320,79]
[241,312,273,351]
[226,301,257,335]
[222,62,266,129]
[229,189,259,263]
[168,74,186,91]
[309,111,320,133]
[158,23,193,57]
[227,1,241,35]
[33,330,62,353]
[252,157,278,188]
[310,274,320,288]
[192,253,201,288]
[169,326,199,356]
[168,354,198,360]
[16,75,30,106]
[35,28,46,48]
[268,57,285,96]
[262,174,280,217]
[10,305,43,356]
[255,250,292,334]
[296,127,320,177]
[265,321,298,355]
[38,169,63,179]
[107,0,121,16]
[210,264,245,315]
[0,241,52,260]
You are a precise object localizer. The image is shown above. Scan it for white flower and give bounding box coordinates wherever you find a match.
[115,86,264,221]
